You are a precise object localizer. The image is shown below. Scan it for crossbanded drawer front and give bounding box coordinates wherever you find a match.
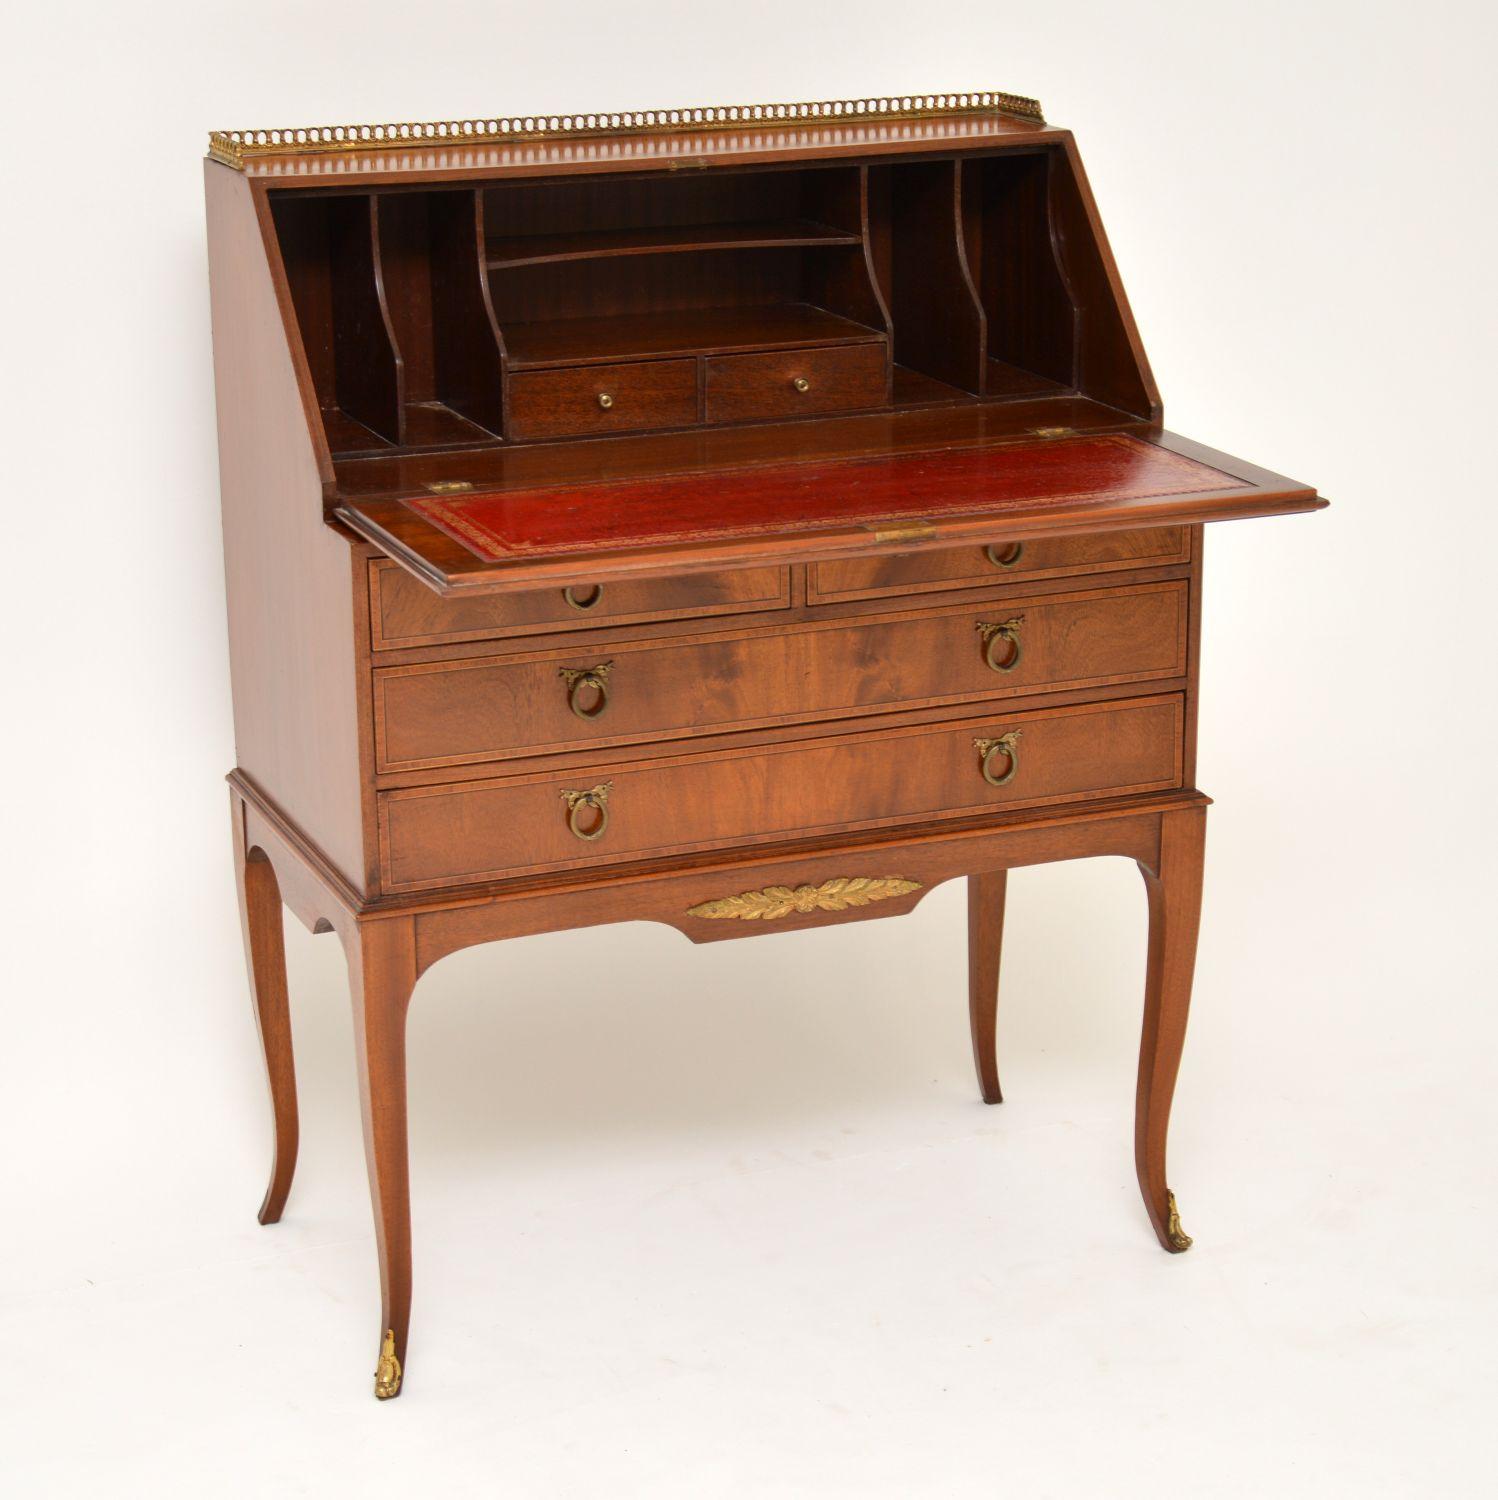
[507,357,698,440]
[370,561,790,650]
[705,343,888,424]
[809,527,1191,603]
[379,695,1184,890]
[373,581,1187,771]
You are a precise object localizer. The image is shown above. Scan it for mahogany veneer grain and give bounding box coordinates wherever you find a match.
[209,100,1321,1400]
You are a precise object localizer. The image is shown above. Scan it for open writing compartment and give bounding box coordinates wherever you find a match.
[335,420,1321,597]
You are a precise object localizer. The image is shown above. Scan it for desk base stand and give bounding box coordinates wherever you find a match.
[231,773,1206,1400]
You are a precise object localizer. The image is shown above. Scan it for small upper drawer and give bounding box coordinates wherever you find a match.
[705,343,887,424]
[507,358,698,441]
[810,528,1191,604]
[370,561,790,651]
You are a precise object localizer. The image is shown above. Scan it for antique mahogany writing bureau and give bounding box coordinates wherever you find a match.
[205,93,1323,1399]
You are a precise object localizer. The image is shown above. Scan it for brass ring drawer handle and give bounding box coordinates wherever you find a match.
[976,617,1025,672]
[792,376,811,393]
[563,583,605,612]
[597,392,615,409]
[984,541,1024,568]
[974,731,1022,788]
[559,661,613,719]
[561,781,612,841]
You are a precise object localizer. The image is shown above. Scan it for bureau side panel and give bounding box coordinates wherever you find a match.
[206,163,373,893]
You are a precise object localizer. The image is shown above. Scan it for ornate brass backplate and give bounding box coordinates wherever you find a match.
[686,876,922,921]
[976,617,1025,672]
[974,730,1023,787]
[558,661,613,719]
[560,781,613,841]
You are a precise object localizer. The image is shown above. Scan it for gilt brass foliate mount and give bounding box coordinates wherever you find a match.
[974,731,1023,787]
[208,92,1044,168]
[561,781,612,841]
[976,617,1025,672]
[686,876,922,921]
[558,661,613,719]
[1166,1192,1193,1252]
[374,1329,402,1400]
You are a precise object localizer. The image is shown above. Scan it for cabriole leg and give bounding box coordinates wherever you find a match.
[967,870,1008,1105]
[232,795,298,1225]
[1134,806,1207,1252]
[347,916,419,1400]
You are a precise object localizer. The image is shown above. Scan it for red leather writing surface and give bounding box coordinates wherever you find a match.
[404,434,1244,563]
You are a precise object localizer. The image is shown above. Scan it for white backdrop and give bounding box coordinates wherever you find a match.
[4,3,1495,1495]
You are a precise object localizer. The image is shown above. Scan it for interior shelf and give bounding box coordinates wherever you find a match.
[322,402,500,459]
[321,407,393,456]
[891,365,979,407]
[502,303,885,370]
[985,359,1072,400]
[486,219,862,269]
[399,402,500,450]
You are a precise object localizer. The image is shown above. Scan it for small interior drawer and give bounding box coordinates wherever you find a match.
[378,694,1184,890]
[370,561,789,651]
[704,343,888,424]
[507,358,698,440]
[809,527,1192,603]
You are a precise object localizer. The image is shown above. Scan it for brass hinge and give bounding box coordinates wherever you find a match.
[423,479,474,493]
[865,518,938,545]
[1031,426,1075,439]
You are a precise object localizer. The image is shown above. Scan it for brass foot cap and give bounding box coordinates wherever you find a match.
[1165,1191,1193,1253]
[374,1329,402,1400]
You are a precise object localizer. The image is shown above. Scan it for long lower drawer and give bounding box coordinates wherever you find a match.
[374,581,1187,771]
[378,695,1183,891]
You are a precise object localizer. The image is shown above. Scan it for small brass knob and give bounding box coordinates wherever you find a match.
[984,541,1024,569]
[597,392,615,409]
[792,376,811,393]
